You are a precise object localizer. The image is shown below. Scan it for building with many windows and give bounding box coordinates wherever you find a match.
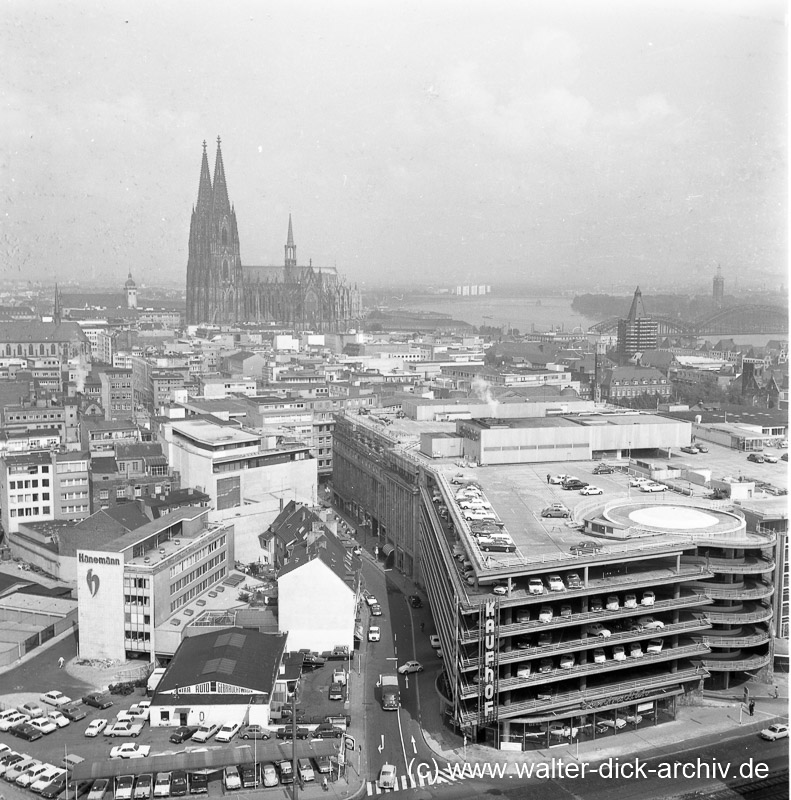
[77,506,234,661]
[332,408,781,749]
[616,287,658,364]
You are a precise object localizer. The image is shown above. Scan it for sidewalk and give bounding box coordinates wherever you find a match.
[348,525,790,770]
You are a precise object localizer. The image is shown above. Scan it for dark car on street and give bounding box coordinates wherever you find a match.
[41,775,69,798]
[82,694,113,710]
[169,726,199,744]
[67,780,93,798]
[275,726,309,740]
[409,595,423,608]
[170,771,188,797]
[301,653,326,669]
[10,722,44,741]
[61,705,87,722]
[310,723,343,739]
[569,541,603,556]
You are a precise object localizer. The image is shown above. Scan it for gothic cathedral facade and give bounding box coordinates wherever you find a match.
[186,138,362,331]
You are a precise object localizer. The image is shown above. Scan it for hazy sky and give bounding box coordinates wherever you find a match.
[3,0,786,290]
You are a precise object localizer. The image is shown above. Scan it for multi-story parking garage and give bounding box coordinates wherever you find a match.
[421,470,777,748]
[333,410,783,750]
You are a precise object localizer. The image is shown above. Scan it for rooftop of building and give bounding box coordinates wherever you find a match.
[170,417,260,446]
[155,627,287,698]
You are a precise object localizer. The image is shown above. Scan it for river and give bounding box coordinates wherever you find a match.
[399,294,784,347]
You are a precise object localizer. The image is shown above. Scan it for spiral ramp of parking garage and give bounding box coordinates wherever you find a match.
[580,496,776,689]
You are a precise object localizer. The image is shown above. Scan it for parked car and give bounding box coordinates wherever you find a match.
[515,609,531,623]
[328,682,344,701]
[560,604,572,619]
[85,719,108,737]
[680,446,700,455]
[47,711,70,728]
[592,464,614,474]
[310,723,343,740]
[640,482,666,493]
[641,591,656,606]
[214,722,241,743]
[569,541,603,556]
[41,691,72,708]
[29,717,58,735]
[548,474,573,485]
[763,453,779,463]
[580,485,603,496]
[164,772,185,799]
[624,594,638,609]
[41,774,70,798]
[187,770,208,794]
[629,476,649,487]
[696,444,709,453]
[240,725,271,740]
[110,744,150,760]
[562,480,588,491]
[261,764,279,787]
[88,779,110,800]
[398,660,424,674]
[747,453,765,463]
[538,606,553,623]
[297,759,314,783]
[190,724,219,743]
[275,726,309,740]
[82,694,113,710]
[559,654,575,669]
[541,506,569,518]
[516,665,532,678]
[528,578,544,595]
[429,634,441,648]
[585,622,611,637]
[61,705,87,722]
[547,575,565,592]
[169,726,199,744]
[313,756,331,776]
[592,648,607,664]
[612,645,626,661]
[638,616,665,630]
[153,773,171,798]
[11,723,44,741]
[492,584,507,595]
[114,776,135,800]
[133,775,153,799]
[606,595,620,611]
[629,643,643,658]
[275,761,293,785]
[589,597,604,613]
[566,572,582,589]
[18,702,46,719]
[760,723,789,741]
[646,639,664,653]
[370,604,382,616]
[0,710,29,731]
[223,767,241,791]
[537,631,553,647]
[538,658,553,673]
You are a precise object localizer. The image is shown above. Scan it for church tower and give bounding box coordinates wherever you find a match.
[186,138,243,326]
[285,214,297,270]
[125,272,137,309]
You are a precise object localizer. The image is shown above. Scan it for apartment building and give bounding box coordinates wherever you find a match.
[99,368,134,420]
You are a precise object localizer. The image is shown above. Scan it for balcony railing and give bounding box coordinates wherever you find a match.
[457,666,707,725]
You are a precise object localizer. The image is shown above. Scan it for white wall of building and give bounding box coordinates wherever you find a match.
[77,550,126,661]
[278,559,356,652]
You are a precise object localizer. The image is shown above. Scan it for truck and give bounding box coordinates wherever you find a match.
[106,720,146,737]
[146,668,166,696]
[379,673,400,711]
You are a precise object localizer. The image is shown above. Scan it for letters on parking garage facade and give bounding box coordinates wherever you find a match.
[478,598,500,725]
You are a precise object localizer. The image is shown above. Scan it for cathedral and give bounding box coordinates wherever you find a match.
[186,138,362,330]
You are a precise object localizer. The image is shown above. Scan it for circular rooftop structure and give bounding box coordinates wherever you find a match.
[628,505,720,530]
[587,496,748,542]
